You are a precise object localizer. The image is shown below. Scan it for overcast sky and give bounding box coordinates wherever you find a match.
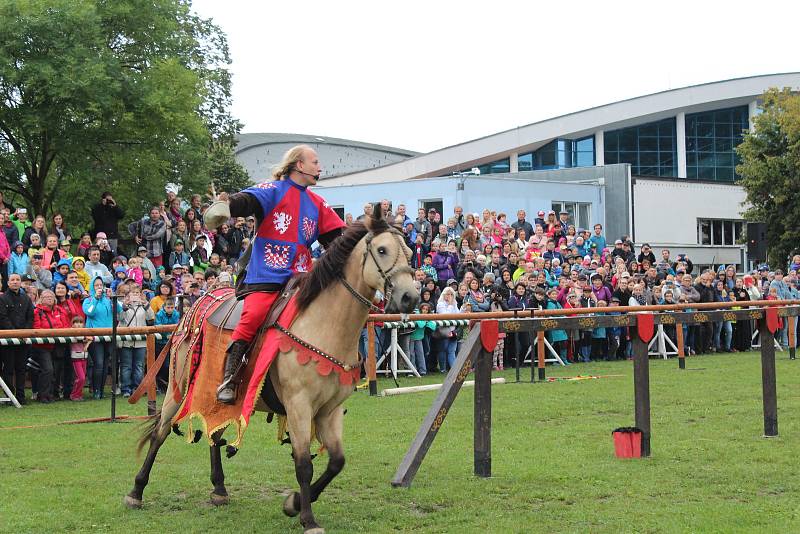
[192,0,798,153]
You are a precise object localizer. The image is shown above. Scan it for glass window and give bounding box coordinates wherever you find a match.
[698,220,711,245]
[604,118,677,177]
[518,152,534,172]
[723,221,734,245]
[712,220,722,245]
[685,105,749,182]
[552,201,591,229]
[698,218,744,246]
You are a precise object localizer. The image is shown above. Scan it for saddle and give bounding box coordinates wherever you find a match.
[206,276,302,331]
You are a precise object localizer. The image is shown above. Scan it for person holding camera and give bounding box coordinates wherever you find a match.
[83,276,122,399]
[117,286,155,397]
[91,192,124,254]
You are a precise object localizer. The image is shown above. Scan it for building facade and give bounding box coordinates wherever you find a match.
[310,73,800,271]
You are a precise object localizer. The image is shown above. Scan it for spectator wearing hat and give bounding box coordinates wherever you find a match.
[511,210,534,240]
[136,246,157,281]
[190,234,210,273]
[26,252,52,291]
[558,210,571,231]
[167,239,192,272]
[91,192,124,253]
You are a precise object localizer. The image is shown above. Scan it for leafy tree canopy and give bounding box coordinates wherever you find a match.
[737,88,800,267]
[0,0,249,233]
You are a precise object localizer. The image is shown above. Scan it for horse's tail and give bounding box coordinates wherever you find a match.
[136,408,162,457]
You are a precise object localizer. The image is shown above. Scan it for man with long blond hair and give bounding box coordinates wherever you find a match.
[205,145,345,404]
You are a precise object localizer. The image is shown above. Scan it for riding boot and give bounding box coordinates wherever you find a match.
[216,340,250,405]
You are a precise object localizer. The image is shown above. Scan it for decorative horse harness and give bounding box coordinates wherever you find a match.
[275,227,413,373]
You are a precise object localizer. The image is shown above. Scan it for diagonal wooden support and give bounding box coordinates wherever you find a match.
[391,325,483,488]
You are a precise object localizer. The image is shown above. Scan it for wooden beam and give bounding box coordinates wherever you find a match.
[367,323,377,396]
[473,345,492,478]
[536,331,546,381]
[759,319,778,437]
[146,334,156,416]
[632,334,651,457]
[392,325,483,488]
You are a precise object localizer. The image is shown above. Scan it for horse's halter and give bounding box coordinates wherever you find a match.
[340,228,413,312]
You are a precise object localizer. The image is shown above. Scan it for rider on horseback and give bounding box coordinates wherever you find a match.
[205,145,345,404]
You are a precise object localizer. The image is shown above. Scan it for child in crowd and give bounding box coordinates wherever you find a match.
[59,239,72,260]
[27,233,42,257]
[126,256,143,287]
[409,304,434,376]
[592,300,608,360]
[71,256,90,292]
[141,268,156,300]
[545,287,570,364]
[8,241,29,276]
[154,297,180,393]
[606,297,623,360]
[421,254,437,282]
[52,258,72,287]
[69,315,92,401]
[111,266,128,293]
[77,232,93,258]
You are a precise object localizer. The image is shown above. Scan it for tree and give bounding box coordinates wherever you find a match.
[737,88,800,268]
[0,0,243,231]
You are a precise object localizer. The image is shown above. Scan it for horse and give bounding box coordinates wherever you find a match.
[124,206,418,533]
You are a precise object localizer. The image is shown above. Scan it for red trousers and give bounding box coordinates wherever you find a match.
[230,291,279,343]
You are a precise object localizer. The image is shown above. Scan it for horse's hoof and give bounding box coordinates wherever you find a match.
[123,495,142,509]
[282,492,299,517]
[304,528,325,534]
[210,492,229,506]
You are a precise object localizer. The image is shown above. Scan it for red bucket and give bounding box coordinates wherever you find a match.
[612,427,642,458]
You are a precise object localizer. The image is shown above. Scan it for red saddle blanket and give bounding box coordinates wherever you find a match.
[171,291,359,448]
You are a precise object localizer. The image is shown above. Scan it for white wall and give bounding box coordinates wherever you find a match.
[633,179,748,266]
[315,176,604,229]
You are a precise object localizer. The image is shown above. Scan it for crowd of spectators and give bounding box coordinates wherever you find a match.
[0,189,238,405]
[354,200,800,375]
[2,187,799,406]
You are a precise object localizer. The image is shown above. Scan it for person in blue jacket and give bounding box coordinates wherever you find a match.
[82,276,122,399]
[545,287,570,364]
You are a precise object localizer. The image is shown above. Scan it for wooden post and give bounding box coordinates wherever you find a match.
[537,331,546,381]
[788,316,796,360]
[110,295,119,422]
[473,344,492,478]
[146,334,157,416]
[632,335,651,457]
[514,333,521,383]
[367,322,377,396]
[759,319,778,437]
[392,326,483,488]
[676,323,686,369]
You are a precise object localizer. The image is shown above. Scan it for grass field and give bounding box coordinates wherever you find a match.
[2,351,800,533]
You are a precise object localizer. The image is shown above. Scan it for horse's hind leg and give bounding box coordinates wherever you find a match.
[124,396,181,508]
[284,404,324,534]
[209,431,229,506]
[284,406,345,516]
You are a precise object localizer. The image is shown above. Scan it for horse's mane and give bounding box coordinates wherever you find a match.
[295,215,393,311]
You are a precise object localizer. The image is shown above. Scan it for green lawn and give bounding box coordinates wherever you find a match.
[2,351,800,533]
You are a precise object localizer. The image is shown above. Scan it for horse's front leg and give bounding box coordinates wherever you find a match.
[284,406,345,514]
[285,403,323,534]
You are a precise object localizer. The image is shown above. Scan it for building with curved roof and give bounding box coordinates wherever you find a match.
[235,132,418,181]
[314,73,800,271]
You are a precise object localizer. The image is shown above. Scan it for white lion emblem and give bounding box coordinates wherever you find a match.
[272,212,292,234]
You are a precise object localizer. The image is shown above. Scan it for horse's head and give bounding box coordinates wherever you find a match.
[361,204,419,314]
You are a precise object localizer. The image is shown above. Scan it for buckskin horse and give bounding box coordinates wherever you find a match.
[124,206,418,533]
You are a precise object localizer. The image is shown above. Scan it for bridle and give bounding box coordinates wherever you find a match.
[340,228,413,312]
